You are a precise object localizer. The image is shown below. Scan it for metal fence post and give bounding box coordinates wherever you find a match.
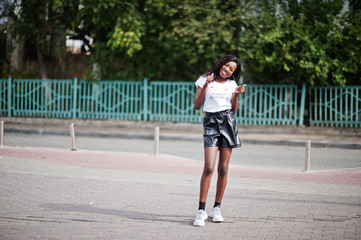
[7,76,12,118]
[299,82,306,126]
[72,77,78,119]
[143,78,148,122]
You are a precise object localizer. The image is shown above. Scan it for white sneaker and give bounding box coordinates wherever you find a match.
[193,210,208,227]
[212,207,224,222]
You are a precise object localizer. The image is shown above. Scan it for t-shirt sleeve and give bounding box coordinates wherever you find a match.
[195,76,206,88]
[230,81,238,92]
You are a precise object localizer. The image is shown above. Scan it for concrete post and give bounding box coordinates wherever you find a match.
[70,123,77,151]
[154,127,160,156]
[305,140,311,171]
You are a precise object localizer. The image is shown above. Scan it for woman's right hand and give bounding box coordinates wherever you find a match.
[194,73,214,110]
[205,73,214,86]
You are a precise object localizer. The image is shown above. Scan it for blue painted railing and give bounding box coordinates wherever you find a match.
[1,77,360,127]
[0,78,9,117]
[309,86,361,127]
[1,77,74,118]
[148,81,202,123]
[77,80,143,120]
[237,84,301,125]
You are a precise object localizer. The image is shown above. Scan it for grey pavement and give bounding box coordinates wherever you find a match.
[2,117,361,149]
[2,117,361,171]
[3,132,361,171]
[0,117,361,240]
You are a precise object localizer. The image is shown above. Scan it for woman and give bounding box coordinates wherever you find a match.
[193,55,246,227]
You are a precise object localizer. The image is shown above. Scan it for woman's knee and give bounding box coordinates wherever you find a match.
[203,166,214,176]
[218,166,229,177]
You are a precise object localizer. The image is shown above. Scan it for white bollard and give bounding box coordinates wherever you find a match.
[154,127,160,156]
[0,121,3,147]
[69,123,77,151]
[305,140,311,171]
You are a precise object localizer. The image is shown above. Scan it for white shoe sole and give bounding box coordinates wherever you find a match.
[193,222,205,227]
[212,218,224,223]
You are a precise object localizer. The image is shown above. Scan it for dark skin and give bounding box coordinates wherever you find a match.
[194,61,246,204]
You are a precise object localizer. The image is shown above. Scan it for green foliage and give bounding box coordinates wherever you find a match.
[2,0,80,77]
[82,0,360,85]
[74,0,146,80]
[1,0,360,85]
[77,0,248,81]
[240,0,360,86]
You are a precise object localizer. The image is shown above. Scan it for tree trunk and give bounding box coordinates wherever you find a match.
[54,30,67,78]
[7,17,24,72]
[37,44,48,79]
[37,44,52,103]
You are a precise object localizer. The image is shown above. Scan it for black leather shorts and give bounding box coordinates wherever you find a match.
[203,109,241,149]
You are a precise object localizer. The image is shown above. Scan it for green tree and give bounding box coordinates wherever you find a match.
[2,0,359,85]
[2,0,80,78]
[75,0,146,80]
[240,0,360,86]
[340,0,361,85]
[78,0,251,81]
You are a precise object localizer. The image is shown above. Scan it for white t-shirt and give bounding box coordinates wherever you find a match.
[195,76,238,113]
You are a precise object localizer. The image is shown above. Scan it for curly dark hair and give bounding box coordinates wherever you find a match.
[203,55,241,81]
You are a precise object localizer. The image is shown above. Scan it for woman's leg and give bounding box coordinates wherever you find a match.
[215,147,232,203]
[199,147,218,202]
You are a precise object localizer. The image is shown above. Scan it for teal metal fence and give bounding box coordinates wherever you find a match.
[1,77,360,127]
[237,84,302,125]
[11,79,74,118]
[77,80,143,120]
[0,78,9,117]
[309,86,361,127]
[1,77,74,118]
[148,81,203,123]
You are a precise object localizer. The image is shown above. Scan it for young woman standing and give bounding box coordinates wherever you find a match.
[193,55,246,227]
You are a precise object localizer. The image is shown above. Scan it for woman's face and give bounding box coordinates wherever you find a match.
[219,61,237,79]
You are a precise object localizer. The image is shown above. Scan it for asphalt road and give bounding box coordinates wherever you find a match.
[4,132,361,171]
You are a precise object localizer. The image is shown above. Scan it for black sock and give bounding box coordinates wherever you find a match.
[198,201,206,210]
[213,201,221,208]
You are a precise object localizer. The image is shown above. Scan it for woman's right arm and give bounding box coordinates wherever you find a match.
[194,74,213,110]
[194,86,207,110]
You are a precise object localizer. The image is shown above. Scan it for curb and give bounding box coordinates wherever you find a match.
[4,128,361,149]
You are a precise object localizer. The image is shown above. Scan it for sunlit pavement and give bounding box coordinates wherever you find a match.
[0,118,360,239]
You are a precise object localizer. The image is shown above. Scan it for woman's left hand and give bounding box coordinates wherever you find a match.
[235,84,247,94]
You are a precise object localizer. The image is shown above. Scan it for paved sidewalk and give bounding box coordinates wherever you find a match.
[1,145,361,240]
[0,118,361,239]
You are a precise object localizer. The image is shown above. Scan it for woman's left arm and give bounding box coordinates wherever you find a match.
[231,84,247,114]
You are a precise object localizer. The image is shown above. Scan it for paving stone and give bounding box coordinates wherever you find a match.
[0,124,360,240]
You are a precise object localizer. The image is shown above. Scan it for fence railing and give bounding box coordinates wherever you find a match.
[309,86,361,127]
[11,79,74,118]
[1,77,360,127]
[148,81,202,123]
[77,80,144,120]
[237,84,303,125]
